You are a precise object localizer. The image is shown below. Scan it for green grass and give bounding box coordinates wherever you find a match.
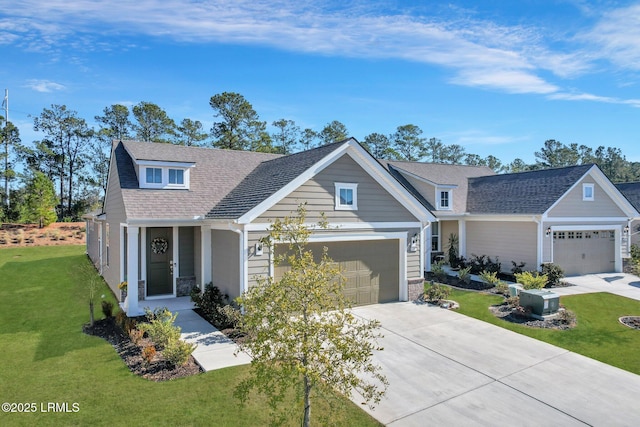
[0,246,381,426]
[447,287,640,375]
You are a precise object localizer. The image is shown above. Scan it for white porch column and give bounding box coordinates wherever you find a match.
[127,226,140,317]
[200,226,212,290]
[458,219,467,259]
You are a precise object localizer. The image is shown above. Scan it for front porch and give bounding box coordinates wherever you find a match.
[121,296,195,316]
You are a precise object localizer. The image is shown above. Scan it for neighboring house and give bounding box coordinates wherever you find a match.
[386,162,639,277]
[85,138,434,316]
[615,182,640,248]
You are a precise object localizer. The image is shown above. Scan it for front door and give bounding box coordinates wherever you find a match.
[147,227,173,296]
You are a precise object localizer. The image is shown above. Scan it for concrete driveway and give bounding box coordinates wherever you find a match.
[351,302,640,426]
[554,273,640,301]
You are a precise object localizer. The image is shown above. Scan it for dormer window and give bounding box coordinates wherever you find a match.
[437,189,452,210]
[138,161,194,190]
[146,168,162,184]
[440,191,450,209]
[169,169,184,185]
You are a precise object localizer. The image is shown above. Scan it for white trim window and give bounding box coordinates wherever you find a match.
[583,183,595,201]
[335,183,358,210]
[140,165,191,189]
[168,169,184,185]
[146,167,162,184]
[438,189,452,210]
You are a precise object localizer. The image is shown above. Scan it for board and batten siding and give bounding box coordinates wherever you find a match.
[548,178,626,218]
[211,229,241,300]
[466,221,538,271]
[255,154,418,223]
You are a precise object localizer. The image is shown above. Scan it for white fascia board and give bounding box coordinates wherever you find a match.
[244,221,422,232]
[463,214,537,222]
[136,159,196,168]
[125,218,202,227]
[237,138,434,225]
[542,216,630,223]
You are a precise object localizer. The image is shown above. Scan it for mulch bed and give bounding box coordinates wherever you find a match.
[83,317,203,381]
[619,316,640,330]
[424,272,492,291]
[489,304,575,330]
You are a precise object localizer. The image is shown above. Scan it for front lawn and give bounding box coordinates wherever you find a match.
[447,288,640,375]
[0,246,380,426]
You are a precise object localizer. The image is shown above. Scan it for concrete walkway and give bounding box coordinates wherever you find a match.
[173,309,251,372]
[140,297,251,372]
[554,273,640,301]
[351,302,640,426]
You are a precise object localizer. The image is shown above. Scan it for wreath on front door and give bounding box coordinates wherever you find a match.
[151,237,168,254]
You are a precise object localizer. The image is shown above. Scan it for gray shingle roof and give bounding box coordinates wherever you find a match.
[467,164,594,214]
[116,140,282,219]
[384,161,495,214]
[206,140,350,218]
[615,182,640,212]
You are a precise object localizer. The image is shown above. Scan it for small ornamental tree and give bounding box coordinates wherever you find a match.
[21,171,57,227]
[234,204,388,427]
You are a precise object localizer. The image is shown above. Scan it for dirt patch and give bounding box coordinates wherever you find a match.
[0,222,86,247]
[83,317,202,381]
[619,316,640,330]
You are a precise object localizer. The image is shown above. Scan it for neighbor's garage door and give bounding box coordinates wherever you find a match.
[275,240,399,306]
[553,230,615,276]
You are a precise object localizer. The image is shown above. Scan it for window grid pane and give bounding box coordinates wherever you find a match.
[340,188,353,205]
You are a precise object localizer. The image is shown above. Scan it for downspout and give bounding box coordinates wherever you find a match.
[229,225,247,296]
[533,216,544,268]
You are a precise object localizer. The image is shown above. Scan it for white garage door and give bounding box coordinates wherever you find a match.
[274,240,399,306]
[553,230,615,276]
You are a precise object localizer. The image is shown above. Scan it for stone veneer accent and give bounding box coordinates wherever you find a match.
[408,278,424,301]
[177,276,196,297]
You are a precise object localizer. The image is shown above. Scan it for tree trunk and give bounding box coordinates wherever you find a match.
[303,374,311,427]
[89,300,94,327]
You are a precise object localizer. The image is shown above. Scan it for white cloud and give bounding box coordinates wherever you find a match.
[580,4,640,71]
[24,79,66,93]
[2,0,636,102]
[549,91,640,108]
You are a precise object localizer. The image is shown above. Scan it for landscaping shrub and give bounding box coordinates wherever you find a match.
[163,338,196,367]
[101,300,114,318]
[511,261,527,275]
[468,254,501,274]
[495,281,509,296]
[115,310,137,333]
[430,261,447,282]
[514,271,548,290]
[447,234,466,268]
[190,283,234,329]
[541,263,564,288]
[138,307,181,349]
[479,270,499,285]
[424,281,450,303]
[142,345,156,365]
[557,307,577,327]
[129,328,144,346]
[457,266,472,284]
[505,296,520,308]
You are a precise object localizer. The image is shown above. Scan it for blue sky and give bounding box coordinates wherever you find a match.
[1,0,639,164]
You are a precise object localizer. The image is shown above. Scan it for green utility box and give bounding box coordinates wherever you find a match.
[519,289,560,316]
